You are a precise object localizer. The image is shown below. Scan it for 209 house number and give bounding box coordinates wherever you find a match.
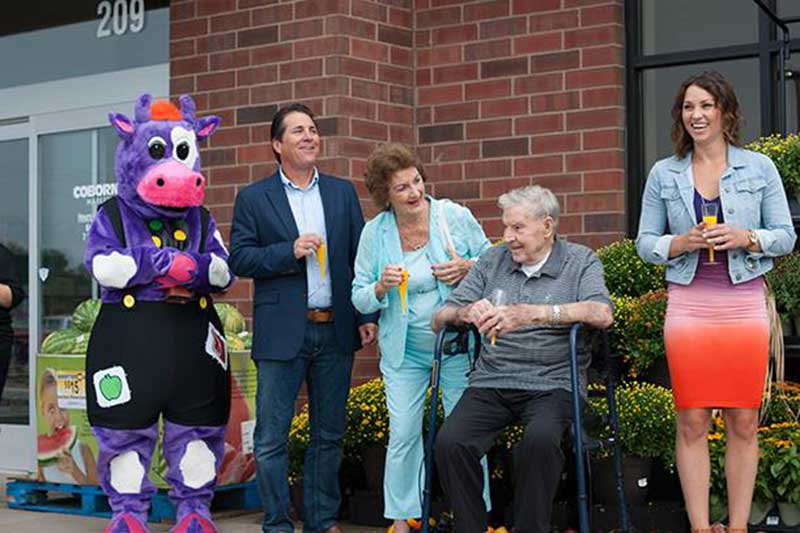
[97,0,145,38]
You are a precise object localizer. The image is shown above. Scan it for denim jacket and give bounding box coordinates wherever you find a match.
[636,145,797,285]
[351,196,490,368]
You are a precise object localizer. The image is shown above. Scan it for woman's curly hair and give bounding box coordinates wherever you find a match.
[364,143,427,210]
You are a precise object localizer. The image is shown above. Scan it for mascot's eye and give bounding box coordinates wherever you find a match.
[176,142,190,161]
[148,139,166,160]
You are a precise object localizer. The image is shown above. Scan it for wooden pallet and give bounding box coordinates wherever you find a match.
[6,479,261,522]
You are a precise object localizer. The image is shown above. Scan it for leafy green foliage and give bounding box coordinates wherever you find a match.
[757,422,800,505]
[586,381,675,466]
[763,382,800,426]
[707,416,728,518]
[768,252,800,316]
[287,377,444,484]
[746,133,800,196]
[597,239,665,299]
[614,290,668,377]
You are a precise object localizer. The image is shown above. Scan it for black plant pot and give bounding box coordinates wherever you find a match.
[642,358,672,389]
[591,455,652,506]
[785,336,800,382]
[362,444,387,493]
[646,459,683,502]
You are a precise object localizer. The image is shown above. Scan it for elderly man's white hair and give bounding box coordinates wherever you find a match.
[497,185,560,226]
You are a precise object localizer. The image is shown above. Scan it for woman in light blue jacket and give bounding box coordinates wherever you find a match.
[352,143,491,532]
[636,71,796,533]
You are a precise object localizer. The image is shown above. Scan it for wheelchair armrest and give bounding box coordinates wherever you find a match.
[436,324,481,358]
[434,324,481,370]
[569,323,622,385]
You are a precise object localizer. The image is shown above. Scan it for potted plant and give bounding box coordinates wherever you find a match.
[745,133,800,200]
[288,407,310,518]
[616,290,669,385]
[597,239,666,299]
[757,422,800,526]
[767,253,800,335]
[586,382,675,505]
[707,417,729,523]
[609,294,635,362]
[340,377,390,492]
[762,381,800,426]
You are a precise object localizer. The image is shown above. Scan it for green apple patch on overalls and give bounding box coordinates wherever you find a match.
[93,366,132,408]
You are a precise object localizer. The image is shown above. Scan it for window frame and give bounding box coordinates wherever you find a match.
[626,0,800,235]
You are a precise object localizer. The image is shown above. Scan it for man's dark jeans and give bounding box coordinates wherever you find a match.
[254,322,353,533]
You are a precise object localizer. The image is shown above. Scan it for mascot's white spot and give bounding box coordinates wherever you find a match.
[110,450,145,494]
[93,366,132,408]
[179,440,216,489]
[213,230,229,255]
[209,253,231,288]
[205,322,228,370]
[92,252,136,288]
[170,126,199,170]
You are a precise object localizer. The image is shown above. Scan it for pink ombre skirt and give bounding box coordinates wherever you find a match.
[663,256,768,409]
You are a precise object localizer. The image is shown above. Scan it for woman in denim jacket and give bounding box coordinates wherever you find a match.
[352,143,491,532]
[637,71,796,533]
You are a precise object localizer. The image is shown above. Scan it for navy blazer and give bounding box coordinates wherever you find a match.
[229,170,374,361]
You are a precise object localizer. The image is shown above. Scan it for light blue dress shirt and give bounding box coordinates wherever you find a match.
[280,167,332,309]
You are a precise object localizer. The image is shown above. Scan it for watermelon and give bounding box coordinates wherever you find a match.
[40,329,82,354]
[72,333,89,354]
[241,331,252,350]
[72,299,101,332]
[215,303,246,334]
[37,425,78,465]
[226,333,246,352]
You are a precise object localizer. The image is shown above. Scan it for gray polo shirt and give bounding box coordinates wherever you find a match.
[444,238,611,394]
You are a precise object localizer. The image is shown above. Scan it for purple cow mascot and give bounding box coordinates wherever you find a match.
[84,94,233,533]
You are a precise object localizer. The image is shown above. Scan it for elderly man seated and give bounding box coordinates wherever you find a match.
[431,185,613,533]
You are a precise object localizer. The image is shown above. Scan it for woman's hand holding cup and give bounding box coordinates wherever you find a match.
[375,264,404,300]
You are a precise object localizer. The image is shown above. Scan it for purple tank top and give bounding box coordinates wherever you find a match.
[693,190,728,271]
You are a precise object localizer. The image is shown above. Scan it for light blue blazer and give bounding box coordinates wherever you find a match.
[351,196,491,368]
[636,145,796,285]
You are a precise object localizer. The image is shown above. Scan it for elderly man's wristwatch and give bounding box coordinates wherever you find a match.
[746,229,759,249]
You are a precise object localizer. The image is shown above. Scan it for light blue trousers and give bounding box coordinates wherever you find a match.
[381,337,491,520]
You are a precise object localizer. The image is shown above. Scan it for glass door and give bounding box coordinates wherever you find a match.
[38,127,117,330]
[31,126,117,480]
[0,121,34,472]
[0,118,118,474]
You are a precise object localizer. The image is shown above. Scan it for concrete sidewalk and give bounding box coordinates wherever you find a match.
[0,474,384,532]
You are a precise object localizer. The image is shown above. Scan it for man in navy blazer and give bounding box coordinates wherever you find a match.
[229,103,377,533]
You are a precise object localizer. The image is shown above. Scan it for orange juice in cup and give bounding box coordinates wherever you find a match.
[701,202,718,264]
[398,270,409,314]
[316,243,326,280]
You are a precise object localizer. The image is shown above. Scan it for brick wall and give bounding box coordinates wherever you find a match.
[415,0,625,248]
[169,0,625,384]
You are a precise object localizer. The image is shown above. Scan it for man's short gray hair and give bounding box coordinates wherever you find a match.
[497,185,560,224]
